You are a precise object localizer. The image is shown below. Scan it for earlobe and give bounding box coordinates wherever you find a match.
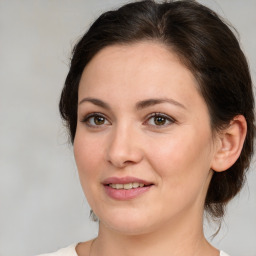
[211,115,247,172]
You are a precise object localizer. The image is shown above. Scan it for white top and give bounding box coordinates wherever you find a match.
[37,244,231,256]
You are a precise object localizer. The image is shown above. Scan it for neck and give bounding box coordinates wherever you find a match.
[92,210,217,256]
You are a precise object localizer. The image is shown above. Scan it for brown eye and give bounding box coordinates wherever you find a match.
[145,113,175,128]
[83,113,110,127]
[154,116,167,125]
[94,116,105,125]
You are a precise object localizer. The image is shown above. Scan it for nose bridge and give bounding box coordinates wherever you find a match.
[106,120,142,167]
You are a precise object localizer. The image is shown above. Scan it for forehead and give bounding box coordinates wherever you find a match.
[78,42,204,111]
[82,42,184,80]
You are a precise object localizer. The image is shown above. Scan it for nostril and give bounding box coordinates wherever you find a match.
[123,160,135,165]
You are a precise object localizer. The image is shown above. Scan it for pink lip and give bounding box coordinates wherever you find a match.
[102,176,154,200]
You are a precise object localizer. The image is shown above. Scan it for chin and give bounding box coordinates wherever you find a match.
[97,208,159,235]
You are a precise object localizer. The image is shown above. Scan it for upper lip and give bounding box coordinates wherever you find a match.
[102,176,153,186]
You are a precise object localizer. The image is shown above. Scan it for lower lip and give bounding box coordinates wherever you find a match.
[104,185,152,200]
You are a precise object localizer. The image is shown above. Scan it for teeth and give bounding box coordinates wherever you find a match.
[132,182,140,188]
[116,184,123,189]
[109,183,145,189]
[124,183,133,189]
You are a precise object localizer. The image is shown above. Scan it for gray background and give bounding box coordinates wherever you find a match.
[0,0,255,256]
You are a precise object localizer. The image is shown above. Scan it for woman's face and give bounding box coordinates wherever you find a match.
[74,42,218,235]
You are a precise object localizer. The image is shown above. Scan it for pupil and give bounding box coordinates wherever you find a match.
[94,116,105,125]
[154,116,166,125]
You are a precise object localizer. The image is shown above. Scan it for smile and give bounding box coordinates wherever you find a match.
[102,176,153,200]
[109,183,145,189]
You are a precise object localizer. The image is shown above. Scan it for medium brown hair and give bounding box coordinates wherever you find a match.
[59,0,254,219]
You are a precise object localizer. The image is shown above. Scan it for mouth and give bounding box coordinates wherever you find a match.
[107,182,149,190]
[102,176,154,200]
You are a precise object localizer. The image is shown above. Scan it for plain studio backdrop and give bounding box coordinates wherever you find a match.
[0,0,255,256]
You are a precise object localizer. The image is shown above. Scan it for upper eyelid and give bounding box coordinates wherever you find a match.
[81,112,109,120]
[147,112,173,118]
[145,112,176,122]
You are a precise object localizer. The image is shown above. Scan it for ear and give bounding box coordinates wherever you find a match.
[211,115,247,172]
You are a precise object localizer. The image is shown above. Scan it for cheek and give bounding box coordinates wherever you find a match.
[73,132,105,192]
[73,132,109,213]
[144,132,213,215]
[145,128,213,187]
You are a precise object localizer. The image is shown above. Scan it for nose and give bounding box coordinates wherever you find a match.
[106,125,143,168]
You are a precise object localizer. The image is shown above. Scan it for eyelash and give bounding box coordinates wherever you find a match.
[144,112,176,128]
[81,112,111,128]
[81,112,176,129]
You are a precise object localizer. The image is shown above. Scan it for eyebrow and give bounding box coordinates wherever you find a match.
[135,98,186,110]
[79,97,186,110]
[79,97,111,110]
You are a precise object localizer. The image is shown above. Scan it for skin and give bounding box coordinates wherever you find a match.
[73,42,245,256]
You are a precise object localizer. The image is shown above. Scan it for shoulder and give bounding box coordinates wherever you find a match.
[36,240,93,256]
[36,244,78,256]
[220,251,230,256]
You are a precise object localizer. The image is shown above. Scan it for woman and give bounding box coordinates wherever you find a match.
[39,0,254,255]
